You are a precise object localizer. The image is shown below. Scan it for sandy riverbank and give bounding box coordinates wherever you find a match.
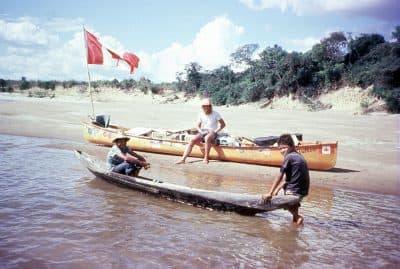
[0,91,399,195]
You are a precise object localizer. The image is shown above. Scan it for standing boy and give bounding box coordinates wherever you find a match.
[261,134,310,226]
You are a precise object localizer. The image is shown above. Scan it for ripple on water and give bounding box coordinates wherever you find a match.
[0,134,399,269]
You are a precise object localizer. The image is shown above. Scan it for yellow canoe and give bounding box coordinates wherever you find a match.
[82,121,338,171]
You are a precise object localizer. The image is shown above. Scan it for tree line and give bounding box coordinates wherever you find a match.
[1,26,399,112]
[0,77,167,95]
[178,26,400,113]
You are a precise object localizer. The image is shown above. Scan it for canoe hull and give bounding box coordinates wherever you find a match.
[75,150,302,215]
[83,122,338,170]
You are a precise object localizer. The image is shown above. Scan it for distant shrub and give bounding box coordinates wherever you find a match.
[372,87,400,113]
[150,86,163,95]
[211,89,227,106]
[360,99,370,110]
[137,77,152,94]
[20,77,31,90]
[0,78,6,89]
[384,88,400,113]
[63,80,79,88]
[38,80,56,90]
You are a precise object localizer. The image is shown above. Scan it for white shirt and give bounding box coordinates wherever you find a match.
[198,110,222,131]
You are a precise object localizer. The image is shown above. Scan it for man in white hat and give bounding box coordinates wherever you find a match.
[107,134,150,176]
[176,98,226,164]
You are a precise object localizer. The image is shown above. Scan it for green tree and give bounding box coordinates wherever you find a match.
[38,80,56,90]
[120,79,136,90]
[111,78,120,88]
[320,32,348,62]
[392,26,400,42]
[0,79,6,90]
[257,45,287,74]
[310,32,347,67]
[230,43,259,65]
[347,34,385,62]
[20,77,31,90]
[137,77,152,93]
[175,71,186,92]
[347,42,399,87]
[185,62,202,93]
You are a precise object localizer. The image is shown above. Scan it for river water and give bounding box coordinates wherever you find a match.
[0,134,399,268]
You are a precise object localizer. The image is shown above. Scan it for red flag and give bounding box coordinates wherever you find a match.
[106,48,123,61]
[106,48,123,66]
[85,30,103,64]
[85,29,140,74]
[123,52,140,74]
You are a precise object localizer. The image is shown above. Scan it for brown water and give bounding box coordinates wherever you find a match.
[0,134,399,268]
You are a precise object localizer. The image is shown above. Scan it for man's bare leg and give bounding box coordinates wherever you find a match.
[203,133,215,164]
[176,135,201,164]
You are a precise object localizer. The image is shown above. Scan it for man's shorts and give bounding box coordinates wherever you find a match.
[200,132,217,143]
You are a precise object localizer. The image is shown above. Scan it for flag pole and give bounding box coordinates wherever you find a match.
[83,26,95,119]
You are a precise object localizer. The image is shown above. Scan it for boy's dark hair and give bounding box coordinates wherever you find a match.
[278,134,294,147]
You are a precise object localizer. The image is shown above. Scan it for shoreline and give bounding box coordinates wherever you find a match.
[1,94,399,196]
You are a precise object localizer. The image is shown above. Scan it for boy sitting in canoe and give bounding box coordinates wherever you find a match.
[176,98,226,164]
[107,134,150,176]
[261,134,310,226]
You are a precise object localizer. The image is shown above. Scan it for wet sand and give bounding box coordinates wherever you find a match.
[0,93,399,195]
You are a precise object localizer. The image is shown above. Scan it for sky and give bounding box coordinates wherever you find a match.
[0,0,399,82]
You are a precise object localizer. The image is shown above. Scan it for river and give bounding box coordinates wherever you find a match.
[0,134,399,268]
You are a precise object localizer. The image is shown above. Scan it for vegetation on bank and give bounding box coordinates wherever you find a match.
[177,27,399,113]
[1,27,399,113]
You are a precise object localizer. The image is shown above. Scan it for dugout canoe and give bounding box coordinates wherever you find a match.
[75,150,301,215]
[82,120,338,171]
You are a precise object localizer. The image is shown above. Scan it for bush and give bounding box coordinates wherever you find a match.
[384,88,400,113]
[20,77,31,90]
[241,81,263,102]
[372,87,400,113]
[150,86,163,95]
[263,88,276,99]
[38,80,56,90]
[137,77,152,94]
[211,89,227,106]
[0,78,6,89]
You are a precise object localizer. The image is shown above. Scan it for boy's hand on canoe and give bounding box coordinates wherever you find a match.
[261,193,272,204]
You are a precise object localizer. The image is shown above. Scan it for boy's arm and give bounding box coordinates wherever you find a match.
[261,172,284,203]
[273,179,286,196]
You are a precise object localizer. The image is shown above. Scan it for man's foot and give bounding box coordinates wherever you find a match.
[175,159,186,164]
[202,158,209,164]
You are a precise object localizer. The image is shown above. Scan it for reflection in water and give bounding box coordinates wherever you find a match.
[0,134,399,268]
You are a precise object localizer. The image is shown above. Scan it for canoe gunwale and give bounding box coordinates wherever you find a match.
[74,150,288,215]
[83,121,338,170]
[83,121,338,149]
